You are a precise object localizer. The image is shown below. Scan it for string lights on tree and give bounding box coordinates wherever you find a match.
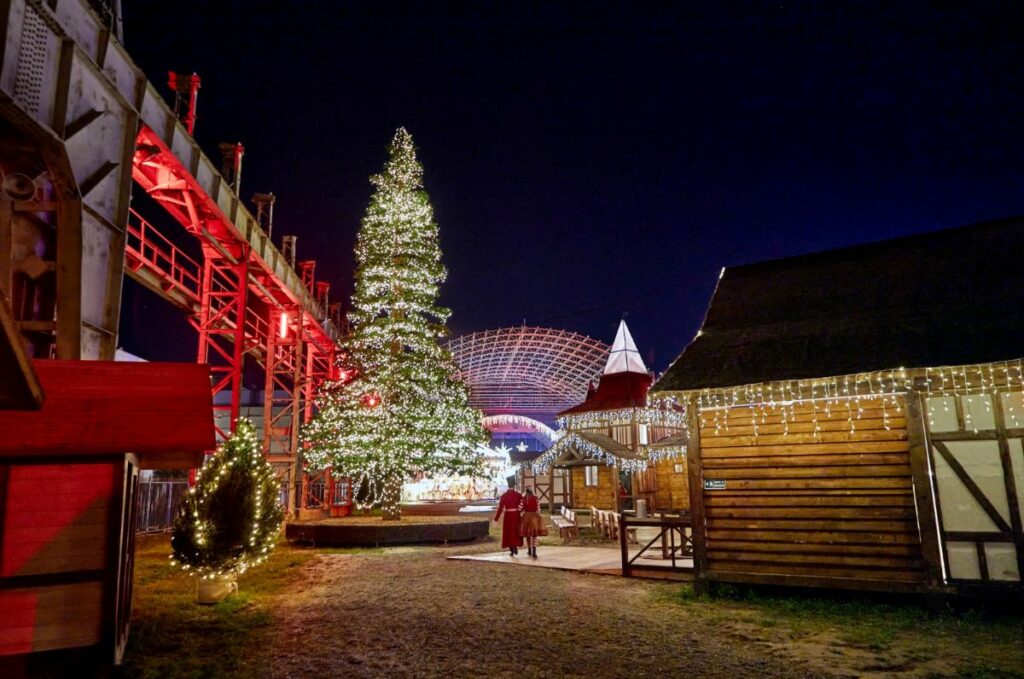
[302,128,487,520]
[170,419,283,580]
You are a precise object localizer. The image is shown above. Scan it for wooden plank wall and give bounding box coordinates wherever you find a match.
[654,459,689,511]
[0,462,118,655]
[572,466,615,509]
[699,397,927,589]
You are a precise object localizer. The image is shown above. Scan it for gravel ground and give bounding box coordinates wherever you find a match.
[249,544,815,679]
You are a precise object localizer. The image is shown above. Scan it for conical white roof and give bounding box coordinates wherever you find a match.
[603,320,648,375]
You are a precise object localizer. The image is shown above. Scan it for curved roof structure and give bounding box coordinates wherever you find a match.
[448,326,609,425]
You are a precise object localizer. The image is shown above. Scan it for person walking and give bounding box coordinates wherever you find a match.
[519,487,543,558]
[494,486,523,556]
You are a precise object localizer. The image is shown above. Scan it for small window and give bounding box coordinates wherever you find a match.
[584,466,599,487]
[674,463,685,474]
[638,424,649,446]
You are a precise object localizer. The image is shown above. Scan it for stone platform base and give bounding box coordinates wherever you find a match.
[285,515,490,547]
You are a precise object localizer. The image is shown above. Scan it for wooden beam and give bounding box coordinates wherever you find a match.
[932,440,1012,534]
[990,387,1024,581]
[0,286,43,409]
[903,387,944,588]
[55,196,82,359]
[686,398,709,594]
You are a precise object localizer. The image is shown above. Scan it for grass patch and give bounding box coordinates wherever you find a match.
[122,534,313,678]
[658,582,1024,673]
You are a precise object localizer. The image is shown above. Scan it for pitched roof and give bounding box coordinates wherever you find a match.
[653,216,1024,393]
[559,320,653,416]
[604,320,648,374]
[0,360,214,468]
[541,431,642,465]
[510,449,542,465]
[647,431,689,449]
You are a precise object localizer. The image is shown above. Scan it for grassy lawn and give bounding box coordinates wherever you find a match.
[123,520,1024,678]
[122,534,316,678]
[658,583,1024,678]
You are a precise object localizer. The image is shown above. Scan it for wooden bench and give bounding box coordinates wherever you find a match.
[550,506,579,542]
[610,512,638,545]
[593,508,611,539]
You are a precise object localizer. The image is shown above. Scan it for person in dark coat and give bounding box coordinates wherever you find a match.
[519,487,543,558]
[494,487,523,556]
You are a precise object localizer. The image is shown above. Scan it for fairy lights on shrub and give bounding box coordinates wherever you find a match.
[170,419,283,579]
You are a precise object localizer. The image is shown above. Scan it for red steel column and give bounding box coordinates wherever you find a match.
[195,245,250,440]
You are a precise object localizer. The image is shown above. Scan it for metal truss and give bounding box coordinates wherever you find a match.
[127,125,338,515]
[447,326,609,424]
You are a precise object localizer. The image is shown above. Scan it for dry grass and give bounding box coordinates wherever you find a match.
[122,518,1024,679]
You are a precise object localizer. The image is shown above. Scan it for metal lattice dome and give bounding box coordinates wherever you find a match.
[447,326,610,425]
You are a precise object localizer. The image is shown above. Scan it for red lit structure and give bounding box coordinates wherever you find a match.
[0,0,340,519]
[0,360,213,666]
[127,123,339,513]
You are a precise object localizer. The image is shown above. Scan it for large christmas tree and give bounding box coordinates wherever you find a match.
[303,128,487,520]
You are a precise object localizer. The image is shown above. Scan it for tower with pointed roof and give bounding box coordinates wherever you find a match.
[533,320,689,512]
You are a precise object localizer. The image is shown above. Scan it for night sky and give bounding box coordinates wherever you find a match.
[118,1,1024,373]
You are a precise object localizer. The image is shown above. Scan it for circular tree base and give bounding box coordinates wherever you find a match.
[285,515,490,547]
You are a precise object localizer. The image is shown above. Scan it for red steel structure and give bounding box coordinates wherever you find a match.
[126,124,339,512]
[0,0,342,517]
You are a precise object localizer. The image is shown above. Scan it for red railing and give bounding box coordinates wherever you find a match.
[125,209,202,303]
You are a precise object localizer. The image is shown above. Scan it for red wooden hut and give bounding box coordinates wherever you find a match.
[0,359,213,667]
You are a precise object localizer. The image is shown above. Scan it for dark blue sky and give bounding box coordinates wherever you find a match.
[120,1,1024,373]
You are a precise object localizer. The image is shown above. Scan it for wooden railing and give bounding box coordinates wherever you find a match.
[619,513,694,577]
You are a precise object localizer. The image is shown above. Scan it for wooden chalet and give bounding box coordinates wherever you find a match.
[511,449,569,509]
[651,217,1024,596]
[534,321,688,511]
[0,359,213,668]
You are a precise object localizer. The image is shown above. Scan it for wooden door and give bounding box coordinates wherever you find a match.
[926,391,1024,584]
[551,468,569,509]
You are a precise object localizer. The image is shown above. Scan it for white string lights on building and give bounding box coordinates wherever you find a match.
[532,432,650,474]
[649,359,1024,438]
[557,406,686,430]
[646,442,688,463]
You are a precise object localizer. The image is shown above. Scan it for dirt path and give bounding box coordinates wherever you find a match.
[250,547,820,679]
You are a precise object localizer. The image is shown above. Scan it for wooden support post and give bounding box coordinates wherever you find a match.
[991,385,1024,581]
[620,510,631,578]
[905,384,945,590]
[685,397,709,594]
[55,197,82,359]
[612,464,622,513]
[567,466,573,508]
[548,465,555,512]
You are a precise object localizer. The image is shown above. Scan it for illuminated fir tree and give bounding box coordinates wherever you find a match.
[171,419,283,579]
[303,127,487,520]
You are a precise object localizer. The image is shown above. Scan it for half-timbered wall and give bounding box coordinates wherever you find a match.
[925,391,1024,585]
[696,397,927,590]
[518,465,568,509]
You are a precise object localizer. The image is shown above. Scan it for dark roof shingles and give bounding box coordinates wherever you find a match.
[653,217,1024,392]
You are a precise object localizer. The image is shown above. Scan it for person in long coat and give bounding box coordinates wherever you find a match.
[494,487,523,556]
[519,487,543,558]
